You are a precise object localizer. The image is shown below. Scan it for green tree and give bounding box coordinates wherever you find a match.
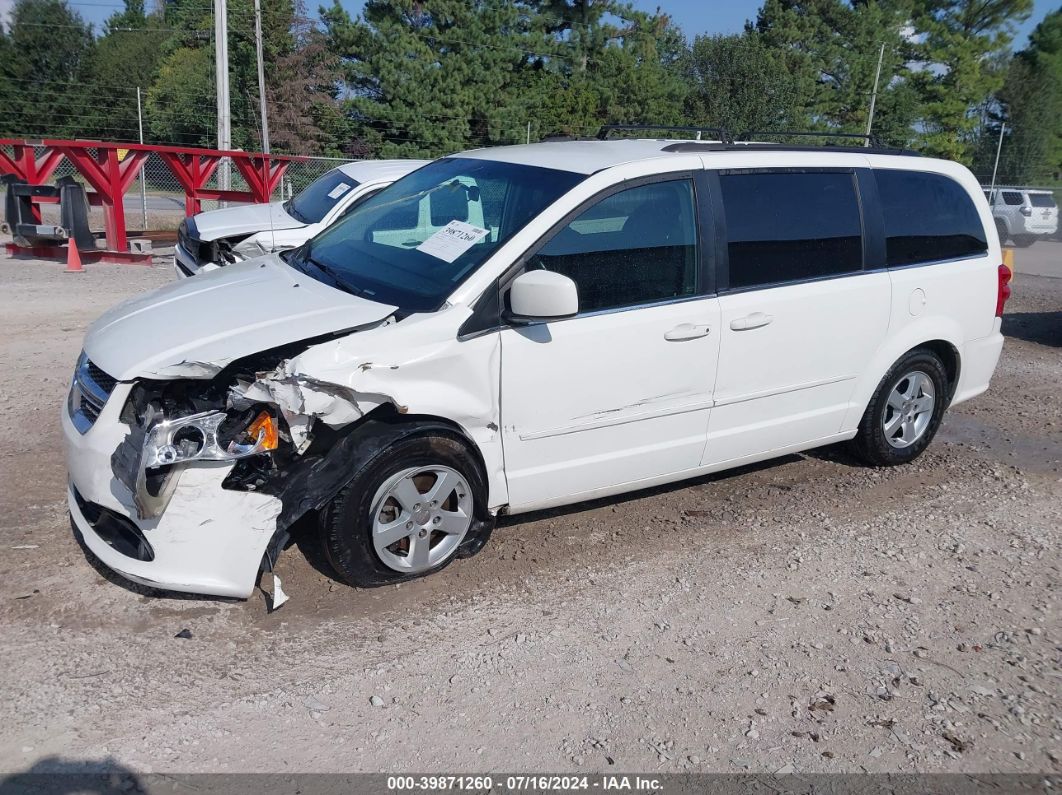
[753,0,917,146]
[684,32,805,137]
[146,46,218,146]
[322,0,550,157]
[978,9,1062,183]
[910,0,1034,161]
[321,0,686,156]
[0,0,94,138]
[143,0,339,151]
[82,0,168,141]
[528,1,688,136]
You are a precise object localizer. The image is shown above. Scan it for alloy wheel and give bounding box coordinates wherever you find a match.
[370,465,473,573]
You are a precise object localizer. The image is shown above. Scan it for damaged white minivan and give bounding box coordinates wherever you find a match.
[65,137,1008,599]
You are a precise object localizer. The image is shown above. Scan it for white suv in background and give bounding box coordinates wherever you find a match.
[174,159,428,277]
[985,187,1058,247]
[66,137,1007,600]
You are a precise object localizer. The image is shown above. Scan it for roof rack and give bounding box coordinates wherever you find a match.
[738,130,883,148]
[597,124,733,143]
[659,141,921,157]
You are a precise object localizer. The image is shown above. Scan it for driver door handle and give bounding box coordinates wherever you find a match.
[664,323,712,341]
[730,312,774,331]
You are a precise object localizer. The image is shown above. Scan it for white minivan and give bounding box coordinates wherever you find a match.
[174,159,428,277]
[65,138,1008,599]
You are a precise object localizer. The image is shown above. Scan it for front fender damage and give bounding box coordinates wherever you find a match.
[229,362,384,453]
[220,325,505,599]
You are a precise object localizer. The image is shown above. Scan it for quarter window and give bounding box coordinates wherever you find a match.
[876,170,988,266]
[530,180,699,313]
[720,172,863,289]
[1002,191,1023,206]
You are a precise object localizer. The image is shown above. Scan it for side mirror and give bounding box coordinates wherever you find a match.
[506,270,579,323]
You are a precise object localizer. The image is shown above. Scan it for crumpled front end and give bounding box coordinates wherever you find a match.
[63,368,284,598]
[64,275,505,599]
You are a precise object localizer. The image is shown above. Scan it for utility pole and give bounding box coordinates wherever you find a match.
[136,86,147,230]
[214,0,231,195]
[989,122,1006,199]
[864,42,886,146]
[253,0,270,154]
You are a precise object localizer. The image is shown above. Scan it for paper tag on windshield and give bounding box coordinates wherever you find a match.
[416,220,489,263]
[327,183,352,200]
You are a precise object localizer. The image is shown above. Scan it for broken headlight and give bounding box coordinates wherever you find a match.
[142,409,279,468]
[219,234,264,264]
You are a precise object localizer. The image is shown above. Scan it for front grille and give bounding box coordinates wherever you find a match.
[69,354,118,434]
[80,396,101,422]
[86,361,117,393]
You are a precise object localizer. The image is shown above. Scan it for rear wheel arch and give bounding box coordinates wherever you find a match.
[915,340,961,402]
[850,347,950,466]
[849,321,966,430]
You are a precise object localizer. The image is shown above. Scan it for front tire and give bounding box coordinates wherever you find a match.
[850,349,949,466]
[320,429,493,588]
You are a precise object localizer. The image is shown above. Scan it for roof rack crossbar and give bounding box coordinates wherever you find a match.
[658,141,921,157]
[597,124,733,144]
[738,129,884,148]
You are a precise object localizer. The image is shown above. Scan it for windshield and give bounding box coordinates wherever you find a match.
[284,169,361,224]
[1029,193,1057,208]
[292,157,584,312]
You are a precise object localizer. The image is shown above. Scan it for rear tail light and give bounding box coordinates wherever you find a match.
[1020,206,1033,217]
[996,263,1012,317]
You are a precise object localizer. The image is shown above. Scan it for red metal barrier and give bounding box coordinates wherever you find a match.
[0,139,298,263]
[0,142,64,223]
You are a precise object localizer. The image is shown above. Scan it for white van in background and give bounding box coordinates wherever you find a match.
[174,159,428,277]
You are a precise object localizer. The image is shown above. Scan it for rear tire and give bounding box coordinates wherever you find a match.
[320,429,493,588]
[849,349,949,467]
[1012,235,1036,248]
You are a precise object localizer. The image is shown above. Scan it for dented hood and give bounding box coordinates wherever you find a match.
[191,201,304,241]
[85,254,397,381]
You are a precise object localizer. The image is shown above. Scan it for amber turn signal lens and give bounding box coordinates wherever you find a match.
[247,411,279,451]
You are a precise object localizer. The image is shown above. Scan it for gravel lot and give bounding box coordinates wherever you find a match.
[0,243,1059,776]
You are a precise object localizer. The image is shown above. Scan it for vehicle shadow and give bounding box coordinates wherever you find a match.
[1002,311,1062,347]
[0,756,144,795]
[290,454,809,586]
[493,453,808,529]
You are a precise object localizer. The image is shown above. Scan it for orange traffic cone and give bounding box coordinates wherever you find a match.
[64,242,84,274]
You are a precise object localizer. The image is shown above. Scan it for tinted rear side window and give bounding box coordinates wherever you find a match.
[1030,193,1057,208]
[1002,191,1023,206]
[875,170,987,267]
[720,171,863,289]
